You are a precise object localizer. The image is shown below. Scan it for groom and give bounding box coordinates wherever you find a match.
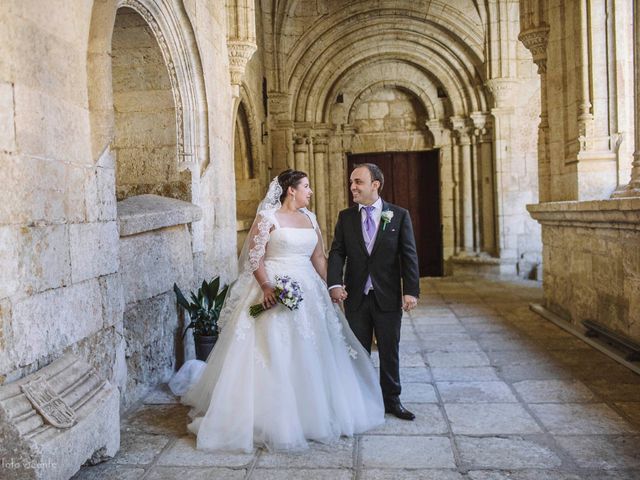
[328,163,420,420]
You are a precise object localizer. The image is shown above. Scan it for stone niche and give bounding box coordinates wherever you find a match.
[0,354,119,480]
[528,197,640,343]
[117,194,201,408]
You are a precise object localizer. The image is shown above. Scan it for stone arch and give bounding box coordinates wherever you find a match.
[346,81,437,125]
[288,23,487,122]
[87,0,208,174]
[273,1,485,92]
[234,83,265,254]
[237,83,262,177]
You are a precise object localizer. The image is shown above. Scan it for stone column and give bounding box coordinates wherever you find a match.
[293,134,309,176]
[519,23,551,202]
[486,78,519,260]
[471,112,494,254]
[614,0,640,197]
[226,0,257,97]
[312,134,329,238]
[451,116,474,254]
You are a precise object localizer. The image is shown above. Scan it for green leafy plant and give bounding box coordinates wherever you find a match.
[174,277,229,338]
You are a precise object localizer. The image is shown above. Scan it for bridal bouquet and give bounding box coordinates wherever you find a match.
[249,275,304,317]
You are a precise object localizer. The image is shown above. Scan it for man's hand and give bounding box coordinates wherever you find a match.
[402,295,418,312]
[330,286,348,304]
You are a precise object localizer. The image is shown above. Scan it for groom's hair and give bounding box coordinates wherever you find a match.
[353,163,384,192]
[277,169,308,202]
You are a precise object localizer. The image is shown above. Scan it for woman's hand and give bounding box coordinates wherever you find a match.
[261,282,277,310]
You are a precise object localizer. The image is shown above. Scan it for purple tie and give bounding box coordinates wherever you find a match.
[364,206,376,243]
[363,206,376,293]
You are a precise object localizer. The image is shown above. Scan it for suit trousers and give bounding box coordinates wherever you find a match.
[346,291,402,405]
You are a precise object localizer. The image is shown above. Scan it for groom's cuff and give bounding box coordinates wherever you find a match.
[328,284,342,290]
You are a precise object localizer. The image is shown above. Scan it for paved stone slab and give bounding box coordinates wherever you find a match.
[457,436,562,469]
[251,469,352,480]
[421,338,485,352]
[414,324,468,334]
[586,380,640,401]
[467,471,586,480]
[371,351,426,368]
[361,470,465,480]
[432,367,501,381]
[124,404,190,436]
[477,333,535,351]
[71,464,145,480]
[156,436,255,467]
[615,402,640,427]
[427,351,490,368]
[113,432,170,465]
[437,381,518,403]
[360,435,456,469]
[146,466,245,480]
[369,404,447,435]
[400,382,438,403]
[143,384,180,404]
[498,364,574,381]
[529,403,638,434]
[555,435,640,469]
[257,437,354,468]
[445,404,542,434]
[399,367,432,382]
[450,305,498,317]
[487,349,553,366]
[512,380,596,403]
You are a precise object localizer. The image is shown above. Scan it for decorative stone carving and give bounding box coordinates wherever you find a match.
[0,354,119,480]
[228,40,258,86]
[485,78,520,109]
[518,24,550,74]
[470,112,492,143]
[21,376,76,429]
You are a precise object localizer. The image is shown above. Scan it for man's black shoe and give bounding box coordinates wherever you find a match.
[385,402,415,421]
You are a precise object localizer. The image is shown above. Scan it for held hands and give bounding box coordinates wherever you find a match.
[261,282,277,310]
[330,286,348,304]
[402,295,418,312]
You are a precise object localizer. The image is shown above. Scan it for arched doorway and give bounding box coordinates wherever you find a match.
[234,101,262,253]
[112,7,191,201]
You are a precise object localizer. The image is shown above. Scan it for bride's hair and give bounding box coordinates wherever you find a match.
[277,169,308,202]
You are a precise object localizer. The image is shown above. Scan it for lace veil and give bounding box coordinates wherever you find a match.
[218,177,282,329]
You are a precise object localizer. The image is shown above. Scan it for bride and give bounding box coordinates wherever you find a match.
[170,169,385,452]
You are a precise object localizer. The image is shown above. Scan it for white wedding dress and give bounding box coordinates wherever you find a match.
[170,220,385,452]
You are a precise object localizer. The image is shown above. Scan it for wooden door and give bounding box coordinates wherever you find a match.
[347,150,443,277]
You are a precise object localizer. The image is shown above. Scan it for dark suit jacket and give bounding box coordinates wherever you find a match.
[328,200,420,313]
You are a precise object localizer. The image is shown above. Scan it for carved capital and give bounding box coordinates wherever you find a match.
[485,78,521,108]
[227,40,257,86]
[519,24,550,75]
[293,134,309,153]
[450,116,472,144]
[313,135,329,153]
[425,119,446,146]
[470,112,492,142]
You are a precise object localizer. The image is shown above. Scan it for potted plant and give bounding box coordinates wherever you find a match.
[173,277,229,361]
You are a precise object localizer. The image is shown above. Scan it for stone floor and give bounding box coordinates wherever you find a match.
[73,277,640,480]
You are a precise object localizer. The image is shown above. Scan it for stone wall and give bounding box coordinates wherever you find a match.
[0,0,239,413]
[0,2,126,392]
[528,199,640,343]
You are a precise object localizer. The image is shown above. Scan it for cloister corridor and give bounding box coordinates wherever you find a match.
[73,277,640,480]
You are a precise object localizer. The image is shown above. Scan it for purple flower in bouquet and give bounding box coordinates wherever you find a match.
[249,275,304,317]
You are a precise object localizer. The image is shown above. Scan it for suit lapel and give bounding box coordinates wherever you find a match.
[369,199,389,257]
[351,206,369,255]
